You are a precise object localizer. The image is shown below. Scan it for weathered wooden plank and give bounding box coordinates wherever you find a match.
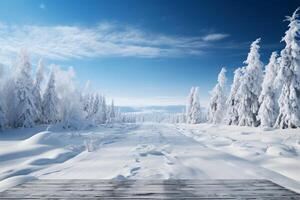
[28,179,273,184]
[0,179,299,199]
[20,182,280,187]
[28,179,275,185]
[7,186,285,192]
[21,182,277,187]
[5,183,287,190]
[12,181,282,187]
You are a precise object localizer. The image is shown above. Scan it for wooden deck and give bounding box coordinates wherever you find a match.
[0,179,300,199]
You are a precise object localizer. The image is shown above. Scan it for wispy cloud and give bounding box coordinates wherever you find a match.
[202,33,229,42]
[0,21,231,65]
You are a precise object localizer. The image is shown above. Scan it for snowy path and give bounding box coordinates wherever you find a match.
[32,124,256,180]
[1,123,300,193]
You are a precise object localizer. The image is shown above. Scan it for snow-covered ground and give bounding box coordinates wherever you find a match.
[0,123,300,193]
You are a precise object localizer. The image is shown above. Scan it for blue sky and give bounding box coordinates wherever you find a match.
[0,0,298,106]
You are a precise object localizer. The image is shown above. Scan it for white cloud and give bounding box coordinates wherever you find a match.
[0,21,230,65]
[202,33,229,42]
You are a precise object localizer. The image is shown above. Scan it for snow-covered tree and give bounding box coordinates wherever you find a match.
[0,50,119,129]
[92,93,100,119]
[275,8,300,128]
[87,93,95,119]
[191,87,202,123]
[226,68,243,125]
[32,58,45,123]
[42,68,59,124]
[82,93,90,117]
[107,100,116,123]
[13,51,37,128]
[100,96,107,123]
[54,67,86,129]
[258,52,280,127]
[236,38,263,127]
[186,87,195,124]
[60,89,85,129]
[208,67,227,124]
[186,87,202,124]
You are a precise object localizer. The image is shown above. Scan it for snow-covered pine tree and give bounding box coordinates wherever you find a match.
[61,89,85,129]
[13,51,37,128]
[42,67,59,124]
[226,68,243,125]
[208,67,227,124]
[98,95,107,124]
[193,87,202,123]
[275,8,300,128]
[107,100,116,123]
[87,93,95,119]
[82,92,90,118]
[258,52,280,127]
[190,87,202,124]
[32,58,45,123]
[236,38,263,127]
[91,93,99,122]
[186,87,195,124]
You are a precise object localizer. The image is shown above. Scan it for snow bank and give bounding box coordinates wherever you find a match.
[0,128,88,192]
[176,123,300,192]
[0,175,37,192]
[22,131,61,146]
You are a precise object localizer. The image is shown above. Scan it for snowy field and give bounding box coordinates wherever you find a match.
[0,123,300,193]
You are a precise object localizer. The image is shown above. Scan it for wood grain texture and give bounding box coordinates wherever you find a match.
[0,179,299,199]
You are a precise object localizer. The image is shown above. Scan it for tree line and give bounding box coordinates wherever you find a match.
[0,51,130,130]
[187,8,300,129]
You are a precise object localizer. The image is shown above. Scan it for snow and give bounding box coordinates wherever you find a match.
[208,67,227,124]
[275,7,300,128]
[236,38,263,126]
[0,123,300,193]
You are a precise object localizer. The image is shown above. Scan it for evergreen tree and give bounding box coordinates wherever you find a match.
[186,87,202,124]
[191,87,202,124]
[90,93,99,123]
[87,93,95,119]
[98,95,107,124]
[226,68,243,125]
[82,92,91,118]
[258,52,280,127]
[42,68,59,124]
[61,89,85,129]
[237,38,263,127]
[109,100,116,119]
[275,8,300,128]
[208,67,227,124]
[33,58,45,123]
[13,51,36,128]
[186,87,195,124]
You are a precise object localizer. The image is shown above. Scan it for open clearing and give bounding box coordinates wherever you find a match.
[0,123,300,193]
